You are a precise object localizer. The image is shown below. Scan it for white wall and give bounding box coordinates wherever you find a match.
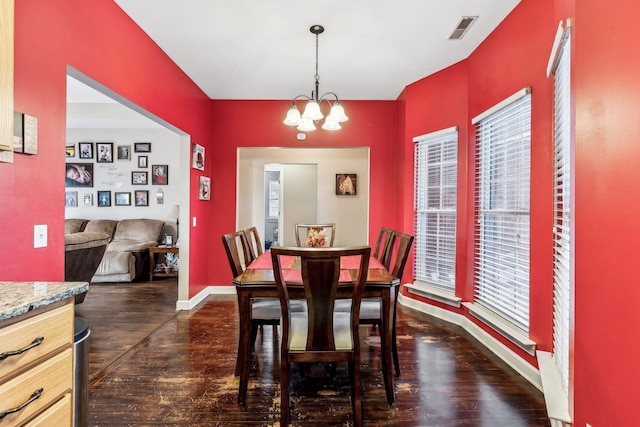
[65,128,181,224]
[237,147,369,247]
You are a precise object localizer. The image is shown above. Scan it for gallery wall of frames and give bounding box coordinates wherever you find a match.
[64,128,182,221]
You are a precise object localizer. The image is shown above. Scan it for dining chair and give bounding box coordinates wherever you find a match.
[335,230,414,377]
[373,227,395,270]
[243,226,263,263]
[221,231,281,377]
[271,246,371,427]
[294,223,336,247]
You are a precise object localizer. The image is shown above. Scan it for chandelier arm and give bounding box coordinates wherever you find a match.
[290,94,311,105]
[318,91,341,103]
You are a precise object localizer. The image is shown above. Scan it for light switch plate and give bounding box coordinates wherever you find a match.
[34,224,47,248]
[192,216,197,227]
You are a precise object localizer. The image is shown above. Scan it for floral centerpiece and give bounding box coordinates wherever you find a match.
[306,228,327,248]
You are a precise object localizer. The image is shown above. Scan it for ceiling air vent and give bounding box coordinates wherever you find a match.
[448,16,478,40]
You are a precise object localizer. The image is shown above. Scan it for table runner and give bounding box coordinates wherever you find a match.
[249,251,385,271]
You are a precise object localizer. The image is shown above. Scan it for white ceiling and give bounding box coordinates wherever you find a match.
[68,0,520,128]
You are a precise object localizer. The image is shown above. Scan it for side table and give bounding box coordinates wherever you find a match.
[149,246,179,281]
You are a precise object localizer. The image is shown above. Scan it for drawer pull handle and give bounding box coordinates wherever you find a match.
[0,388,44,420]
[0,336,45,361]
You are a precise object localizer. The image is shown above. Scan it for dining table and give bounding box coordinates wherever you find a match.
[233,249,400,406]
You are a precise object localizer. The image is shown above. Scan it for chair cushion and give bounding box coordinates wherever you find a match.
[252,299,307,320]
[65,218,88,234]
[334,298,381,321]
[113,218,165,243]
[84,219,118,240]
[287,312,353,351]
[64,232,110,251]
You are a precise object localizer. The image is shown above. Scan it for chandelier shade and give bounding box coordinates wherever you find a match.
[283,25,348,132]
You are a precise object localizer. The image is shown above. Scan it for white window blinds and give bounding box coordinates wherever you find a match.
[473,89,531,332]
[413,127,458,291]
[552,24,572,394]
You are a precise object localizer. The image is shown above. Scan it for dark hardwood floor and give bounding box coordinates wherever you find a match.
[78,280,550,426]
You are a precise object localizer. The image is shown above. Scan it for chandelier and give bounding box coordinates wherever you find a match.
[283,25,348,131]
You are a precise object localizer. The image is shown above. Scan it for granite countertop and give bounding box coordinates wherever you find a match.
[0,281,89,322]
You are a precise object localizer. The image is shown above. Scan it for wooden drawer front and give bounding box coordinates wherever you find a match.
[0,303,73,381]
[25,393,71,427]
[0,348,72,426]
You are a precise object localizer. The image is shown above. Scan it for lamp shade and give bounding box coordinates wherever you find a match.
[297,118,316,132]
[283,105,302,126]
[321,119,341,131]
[168,204,180,219]
[328,102,348,122]
[301,100,323,121]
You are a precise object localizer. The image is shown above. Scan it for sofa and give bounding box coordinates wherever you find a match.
[65,218,167,284]
[64,219,110,303]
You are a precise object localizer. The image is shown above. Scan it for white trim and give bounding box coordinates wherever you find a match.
[398,293,542,391]
[463,302,536,355]
[537,350,572,425]
[412,126,458,143]
[176,285,236,310]
[547,21,565,78]
[405,282,461,308]
[471,87,532,124]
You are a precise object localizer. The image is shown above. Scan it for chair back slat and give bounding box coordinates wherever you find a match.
[373,227,395,269]
[243,226,263,262]
[221,231,252,277]
[388,231,414,280]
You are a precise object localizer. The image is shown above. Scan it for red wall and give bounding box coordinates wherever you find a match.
[3,0,213,297]
[399,0,556,365]
[209,100,399,286]
[573,0,640,424]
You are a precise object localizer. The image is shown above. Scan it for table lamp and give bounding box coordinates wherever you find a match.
[168,204,179,244]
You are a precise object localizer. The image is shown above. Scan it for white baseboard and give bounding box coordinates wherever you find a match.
[398,292,543,391]
[176,285,236,310]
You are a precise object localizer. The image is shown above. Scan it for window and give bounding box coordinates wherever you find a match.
[551,25,572,394]
[413,127,458,291]
[473,89,531,332]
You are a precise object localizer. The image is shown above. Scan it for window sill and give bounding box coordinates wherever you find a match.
[537,350,572,426]
[463,302,536,356]
[405,282,462,308]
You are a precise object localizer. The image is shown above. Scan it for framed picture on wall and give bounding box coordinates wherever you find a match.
[83,193,93,206]
[199,176,211,200]
[135,190,149,207]
[79,142,93,159]
[138,155,148,168]
[131,171,148,185]
[192,143,205,171]
[115,192,131,206]
[97,191,111,207]
[96,142,114,163]
[134,142,151,153]
[336,173,357,196]
[65,191,77,207]
[152,164,168,185]
[117,145,131,160]
[66,145,75,158]
[66,163,93,187]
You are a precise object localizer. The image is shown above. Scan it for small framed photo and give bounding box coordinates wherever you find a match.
[199,176,211,200]
[192,143,205,171]
[66,163,93,187]
[79,142,93,159]
[117,145,131,160]
[336,173,357,196]
[66,145,75,158]
[65,191,78,207]
[152,164,168,185]
[83,193,93,206]
[138,155,148,168]
[97,191,111,207]
[96,142,114,163]
[135,190,149,207]
[134,142,151,153]
[115,192,131,206]
[131,171,148,185]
